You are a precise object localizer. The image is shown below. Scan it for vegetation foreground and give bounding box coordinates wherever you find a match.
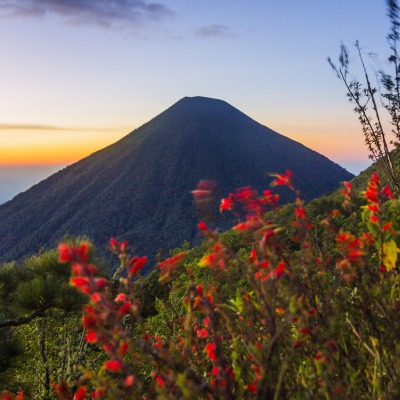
[3,1,400,397]
[2,171,400,399]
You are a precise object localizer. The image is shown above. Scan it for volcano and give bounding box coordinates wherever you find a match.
[0,96,353,267]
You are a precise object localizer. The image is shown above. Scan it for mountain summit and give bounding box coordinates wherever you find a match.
[0,96,353,265]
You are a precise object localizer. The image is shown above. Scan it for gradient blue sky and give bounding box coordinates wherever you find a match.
[0,0,392,203]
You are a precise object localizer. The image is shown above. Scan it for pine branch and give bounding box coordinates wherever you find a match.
[0,310,43,328]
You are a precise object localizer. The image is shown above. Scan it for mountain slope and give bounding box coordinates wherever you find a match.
[0,96,354,266]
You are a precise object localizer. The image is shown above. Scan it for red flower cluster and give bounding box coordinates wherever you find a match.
[270,170,295,191]
[23,171,397,400]
[55,239,149,398]
[58,242,90,263]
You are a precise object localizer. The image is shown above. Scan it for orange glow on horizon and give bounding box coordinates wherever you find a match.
[0,128,128,166]
[0,124,370,168]
[266,119,370,162]
[285,132,369,159]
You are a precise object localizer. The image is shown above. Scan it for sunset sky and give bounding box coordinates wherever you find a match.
[0,0,392,203]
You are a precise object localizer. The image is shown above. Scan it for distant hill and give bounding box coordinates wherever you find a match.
[0,96,354,269]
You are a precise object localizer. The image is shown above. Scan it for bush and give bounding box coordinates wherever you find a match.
[3,171,400,399]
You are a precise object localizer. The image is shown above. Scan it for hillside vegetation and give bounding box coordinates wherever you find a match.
[2,170,400,399]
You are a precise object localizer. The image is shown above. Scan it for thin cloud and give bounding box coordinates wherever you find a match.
[0,124,128,132]
[0,0,173,28]
[0,123,69,131]
[194,24,235,39]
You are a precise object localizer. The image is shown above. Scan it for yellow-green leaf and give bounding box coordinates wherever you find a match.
[381,240,398,270]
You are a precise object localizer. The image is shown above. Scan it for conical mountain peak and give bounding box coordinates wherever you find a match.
[0,98,354,267]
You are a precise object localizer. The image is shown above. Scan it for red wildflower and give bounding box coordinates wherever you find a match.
[383,222,393,231]
[129,256,147,276]
[246,383,258,392]
[59,243,90,263]
[157,252,186,269]
[198,254,216,267]
[294,206,306,220]
[205,343,218,361]
[259,260,270,269]
[125,375,135,386]
[72,263,84,275]
[299,327,312,336]
[233,222,250,231]
[336,233,351,242]
[70,277,90,294]
[262,189,279,206]
[235,186,255,202]
[73,386,86,400]
[119,241,128,252]
[115,293,128,303]
[119,341,129,356]
[91,389,105,398]
[85,330,98,343]
[198,221,208,231]
[366,189,379,204]
[270,170,294,190]
[91,292,101,302]
[342,181,353,206]
[197,329,208,338]
[196,285,204,297]
[155,375,165,387]
[273,261,285,279]
[368,205,379,213]
[58,243,72,263]
[102,343,114,354]
[254,271,262,281]
[261,229,275,245]
[314,350,326,361]
[118,302,132,315]
[77,242,89,263]
[82,313,96,329]
[110,237,118,251]
[370,215,379,224]
[86,264,97,275]
[220,193,235,212]
[348,249,364,260]
[382,185,394,199]
[94,278,108,290]
[103,360,122,372]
